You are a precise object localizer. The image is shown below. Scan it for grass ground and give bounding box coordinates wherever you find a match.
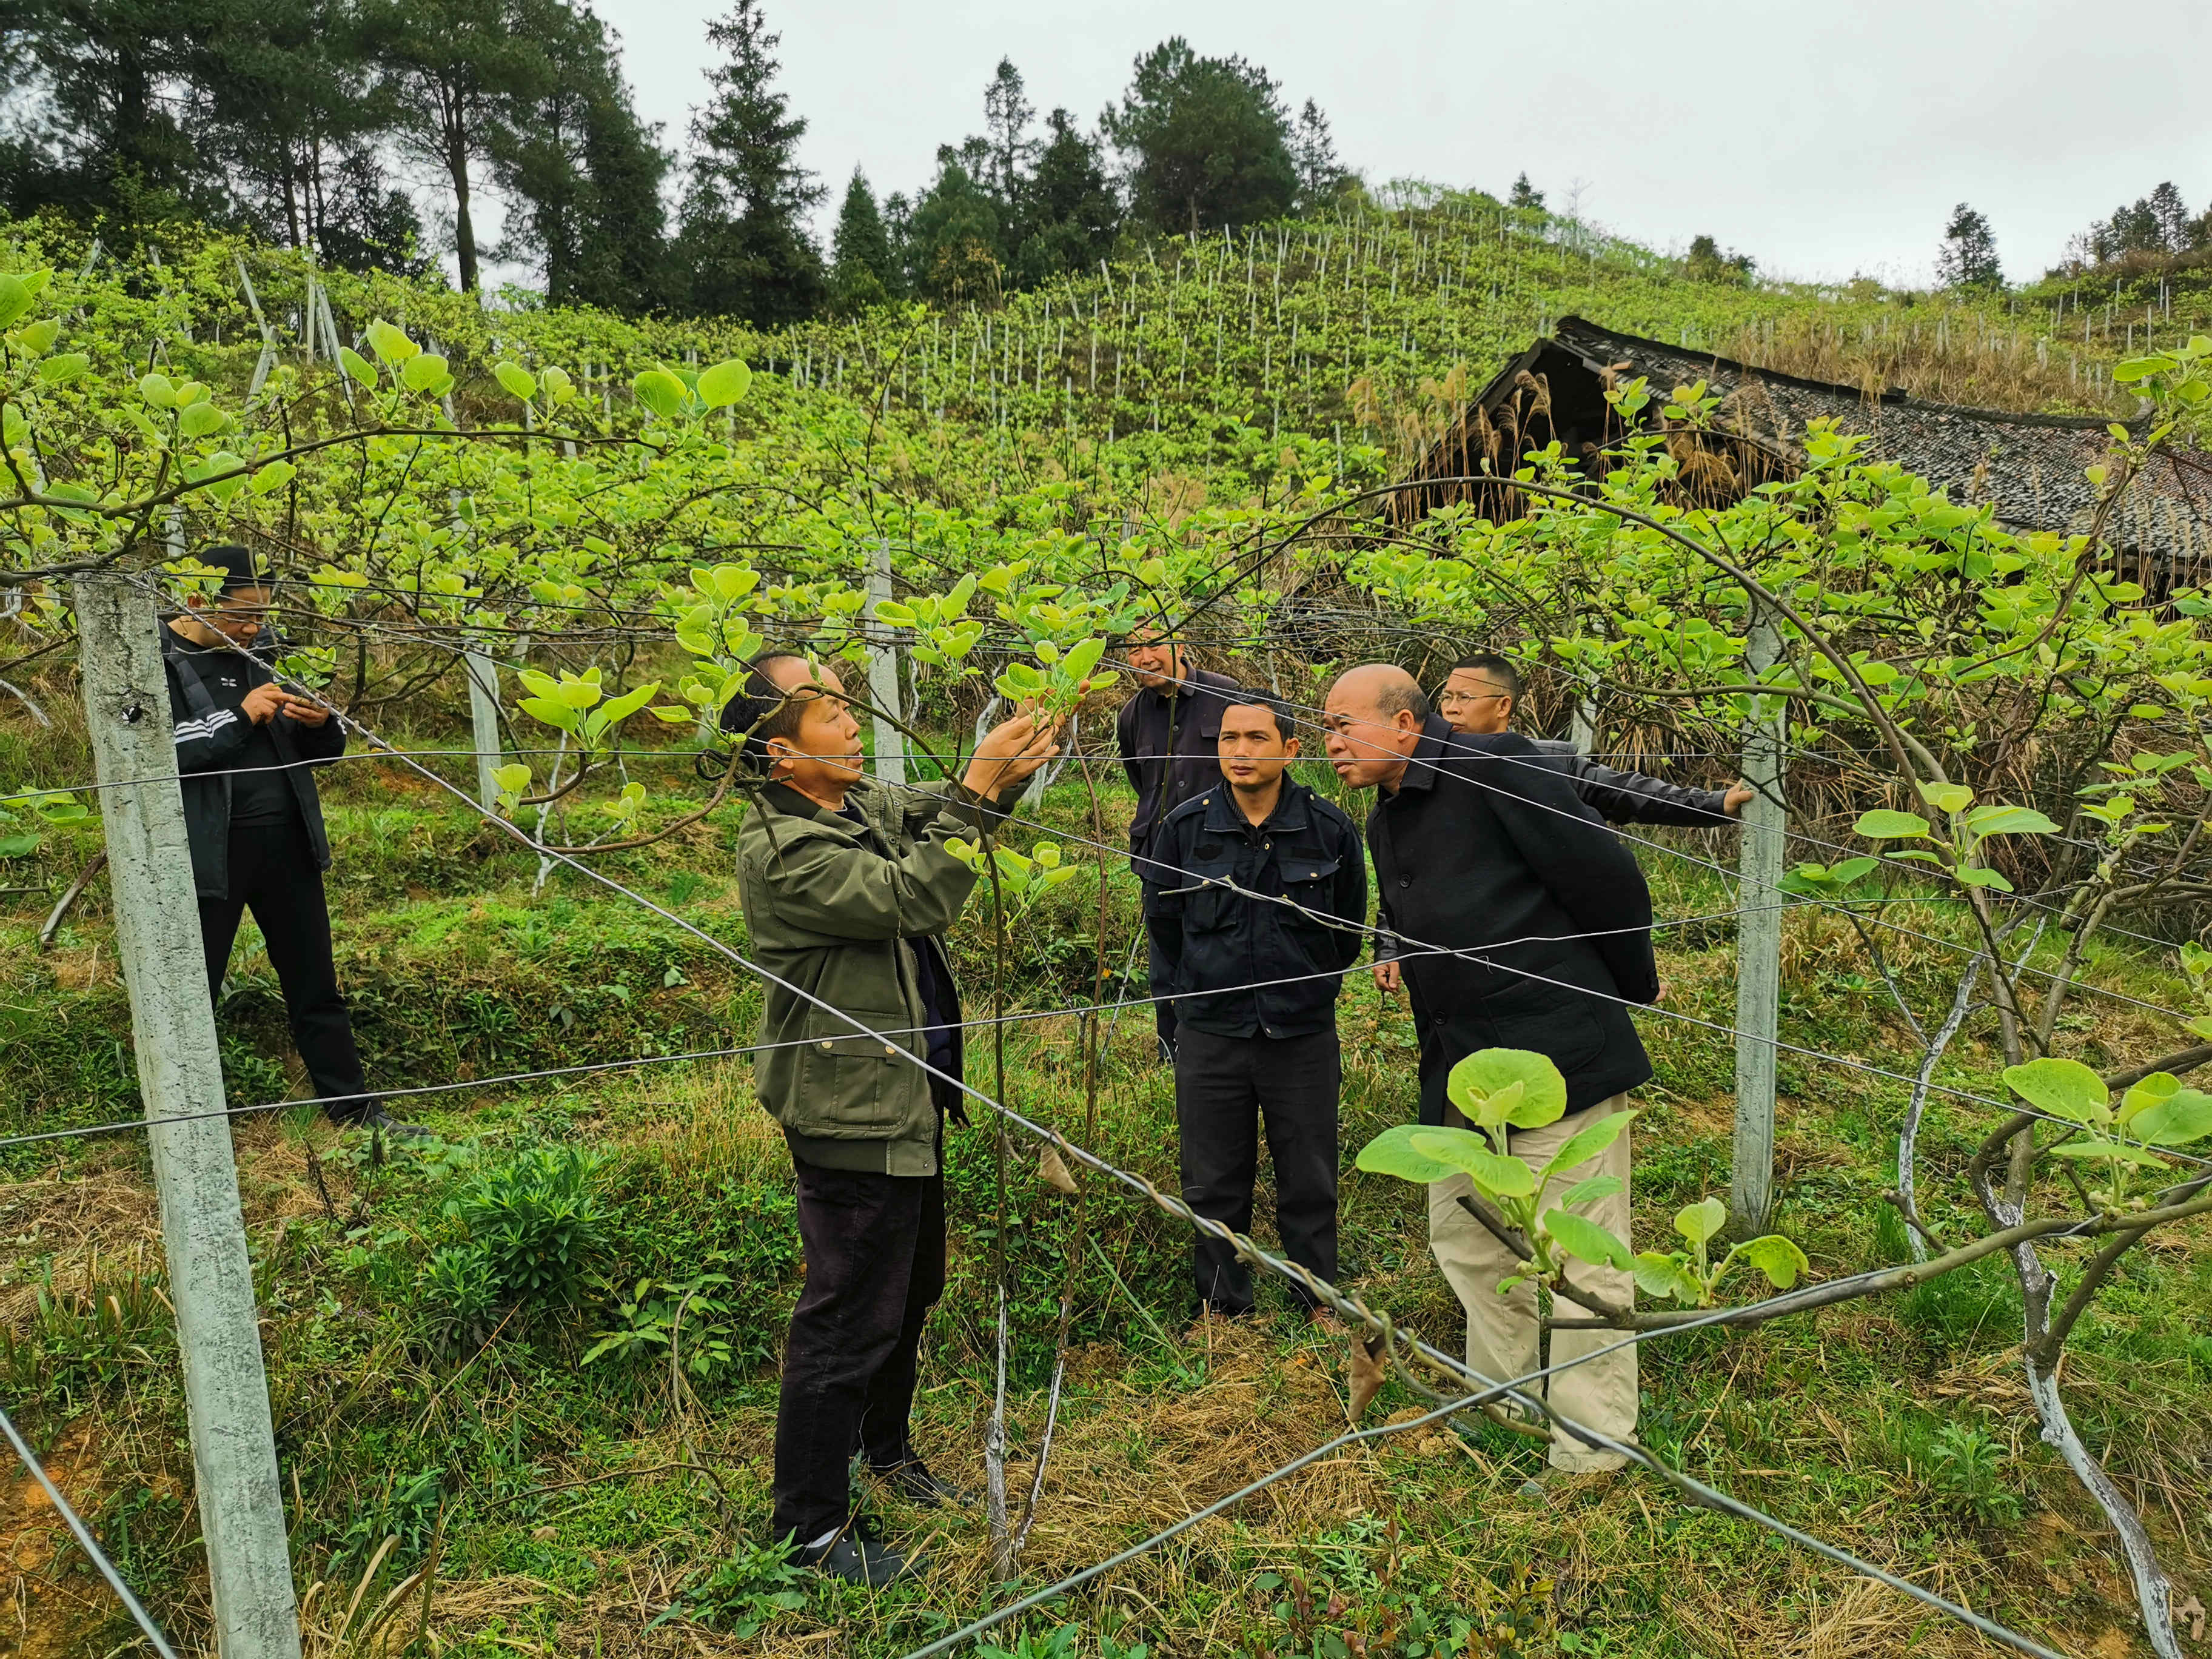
[2,717,2210,1659]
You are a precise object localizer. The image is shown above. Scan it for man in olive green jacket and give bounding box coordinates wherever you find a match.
[732,651,1065,1589]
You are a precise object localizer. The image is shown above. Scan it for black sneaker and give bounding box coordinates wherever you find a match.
[354,1108,432,1144]
[795,1530,926,1588]
[869,1458,971,1508]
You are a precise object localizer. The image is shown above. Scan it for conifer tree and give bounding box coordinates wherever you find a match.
[1937,202,2002,290]
[1010,109,1119,285]
[1101,37,1296,236]
[1291,98,1352,214]
[674,0,824,325]
[494,6,669,310]
[829,167,900,312]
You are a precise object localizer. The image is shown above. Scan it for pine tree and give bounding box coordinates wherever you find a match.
[1290,98,1351,215]
[1101,37,1296,236]
[979,57,1036,211]
[191,0,392,254]
[1686,233,1754,286]
[0,0,220,231]
[364,0,568,292]
[829,167,900,312]
[2148,181,2191,252]
[1507,172,1544,211]
[905,148,1002,302]
[1009,107,1119,286]
[1936,203,2001,290]
[674,0,824,325]
[494,6,669,310]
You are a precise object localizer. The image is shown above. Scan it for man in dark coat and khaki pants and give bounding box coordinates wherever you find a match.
[1322,664,1660,1475]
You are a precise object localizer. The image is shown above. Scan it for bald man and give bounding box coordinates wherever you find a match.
[1322,663,1657,1477]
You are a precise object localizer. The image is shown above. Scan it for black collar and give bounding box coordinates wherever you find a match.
[1386,717,1456,797]
[1201,777,1310,836]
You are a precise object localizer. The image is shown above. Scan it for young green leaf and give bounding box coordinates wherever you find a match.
[1674,1196,1728,1247]
[1405,1128,1537,1198]
[632,369,688,420]
[366,320,419,364]
[1355,1122,1463,1184]
[1540,1109,1637,1183]
[1963,803,2059,837]
[401,352,452,394]
[1556,1174,1624,1209]
[697,358,752,407]
[494,362,538,402]
[2128,1088,2212,1148]
[1853,809,1931,839]
[1735,1235,1809,1290]
[1446,1048,1567,1130]
[338,346,378,387]
[2002,1057,2110,1125]
[1541,1209,1631,1272]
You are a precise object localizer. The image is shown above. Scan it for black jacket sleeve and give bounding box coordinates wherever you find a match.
[168,665,258,776]
[275,708,347,766]
[1327,812,1369,973]
[1115,695,1145,807]
[1139,812,1187,1000]
[1475,736,1661,1004]
[1571,756,1734,828]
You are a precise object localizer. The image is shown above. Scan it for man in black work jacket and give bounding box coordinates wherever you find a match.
[1324,663,1656,1475]
[164,544,411,1137]
[1115,623,1242,1056]
[1143,692,1366,1320]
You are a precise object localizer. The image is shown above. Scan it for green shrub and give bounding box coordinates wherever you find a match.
[447,1142,608,1309]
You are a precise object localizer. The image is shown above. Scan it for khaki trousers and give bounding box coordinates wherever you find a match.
[1427,1093,1637,1472]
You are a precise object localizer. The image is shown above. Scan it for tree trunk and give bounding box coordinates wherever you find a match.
[445,92,479,292]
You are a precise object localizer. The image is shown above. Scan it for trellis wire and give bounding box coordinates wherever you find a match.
[0,1401,181,1659]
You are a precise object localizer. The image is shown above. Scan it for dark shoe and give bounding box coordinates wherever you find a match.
[795,1530,925,1589]
[335,1107,432,1147]
[869,1458,970,1509]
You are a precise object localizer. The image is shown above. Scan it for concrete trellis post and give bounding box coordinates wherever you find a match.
[72,574,301,1659]
[865,540,905,789]
[464,644,504,809]
[1732,600,1787,1235]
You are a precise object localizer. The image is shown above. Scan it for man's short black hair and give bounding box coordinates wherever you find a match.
[718,650,815,771]
[1220,689,1298,744]
[196,543,270,594]
[1452,652,1523,701]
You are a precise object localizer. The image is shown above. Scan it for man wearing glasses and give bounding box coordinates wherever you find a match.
[164,544,414,1138]
[1438,654,1752,826]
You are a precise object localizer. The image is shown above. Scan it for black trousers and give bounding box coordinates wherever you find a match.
[198,819,374,1123]
[1173,1025,1340,1315]
[772,1162,946,1546]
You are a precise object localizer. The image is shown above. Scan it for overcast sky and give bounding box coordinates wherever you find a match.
[580,0,2211,289]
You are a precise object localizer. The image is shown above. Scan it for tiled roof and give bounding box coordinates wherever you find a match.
[1410,315,2212,568]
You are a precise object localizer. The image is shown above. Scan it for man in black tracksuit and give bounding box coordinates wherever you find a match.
[1116,624,1242,1057]
[1142,693,1367,1319]
[163,544,406,1135]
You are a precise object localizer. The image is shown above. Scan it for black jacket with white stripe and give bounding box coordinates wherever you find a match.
[163,628,345,900]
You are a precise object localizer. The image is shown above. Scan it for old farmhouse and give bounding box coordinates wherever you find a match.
[1391,315,2212,589]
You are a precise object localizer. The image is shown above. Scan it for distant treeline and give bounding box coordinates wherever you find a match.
[0,1,1367,323]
